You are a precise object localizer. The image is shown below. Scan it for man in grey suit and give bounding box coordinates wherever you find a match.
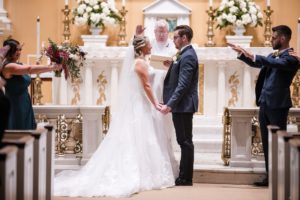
[228,25,299,186]
[161,25,199,186]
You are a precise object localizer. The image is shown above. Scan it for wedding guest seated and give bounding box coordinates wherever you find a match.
[0,38,61,130]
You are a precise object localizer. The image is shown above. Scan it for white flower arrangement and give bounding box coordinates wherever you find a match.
[73,0,121,29]
[215,0,263,29]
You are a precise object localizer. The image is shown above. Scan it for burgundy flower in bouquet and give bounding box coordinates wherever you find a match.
[45,39,70,80]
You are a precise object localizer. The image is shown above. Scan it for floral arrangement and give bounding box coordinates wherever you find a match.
[215,0,263,29]
[73,0,121,30]
[44,39,86,81]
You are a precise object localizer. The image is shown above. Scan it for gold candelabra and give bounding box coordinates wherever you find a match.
[205,6,216,47]
[118,6,128,46]
[263,6,273,47]
[32,60,43,105]
[62,5,71,44]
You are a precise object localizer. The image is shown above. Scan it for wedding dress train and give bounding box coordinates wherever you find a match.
[54,49,178,197]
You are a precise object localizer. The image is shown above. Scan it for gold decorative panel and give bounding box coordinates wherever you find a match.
[96,71,108,105]
[228,71,240,107]
[197,64,204,115]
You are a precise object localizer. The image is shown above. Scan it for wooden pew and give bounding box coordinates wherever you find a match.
[289,138,300,200]
[5,129,48,200]
[0,146,18,200]
[44,125,54,200]
[277,131,300,200]
[268,125,280,200]
[2,134,34,200]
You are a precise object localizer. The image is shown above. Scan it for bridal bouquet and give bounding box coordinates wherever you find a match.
[73,0,121,30]
[215,0,263,29]
[44,39,86,80]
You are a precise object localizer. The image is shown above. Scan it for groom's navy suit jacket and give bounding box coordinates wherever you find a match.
[163,45,199,113]
[239,49,299,108]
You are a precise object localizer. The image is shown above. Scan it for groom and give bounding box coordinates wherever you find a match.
[160,25,199,186]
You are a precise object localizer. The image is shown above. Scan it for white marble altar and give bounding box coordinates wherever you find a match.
[52,46,271,115]
[228,107,300,169]
[33,105,106,170]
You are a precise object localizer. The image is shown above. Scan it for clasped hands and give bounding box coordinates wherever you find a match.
[227,42,254,60]
[155,103,171,114]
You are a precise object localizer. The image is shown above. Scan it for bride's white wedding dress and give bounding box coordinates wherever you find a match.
[54,47,178,198]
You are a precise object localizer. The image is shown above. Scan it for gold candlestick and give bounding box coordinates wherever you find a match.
[205,6,216,47]
[33,60,43,105]
[263,6,273,47]
[62,5,71,44]
[118,6,128,46]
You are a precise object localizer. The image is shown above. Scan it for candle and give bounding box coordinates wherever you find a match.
[209,0,213,7]
[122,0,125,7]
[36,16,40,57]
[297,18,300,52]
[266,0,270,6]
[64,0,68,5]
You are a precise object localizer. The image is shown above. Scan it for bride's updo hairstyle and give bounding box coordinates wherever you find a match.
[132,36,148,58]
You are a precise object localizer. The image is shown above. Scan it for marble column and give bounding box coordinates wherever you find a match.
[59,75,68,104]
[84,62,94,105]
[242,64,252,106]
[217,61,226,114]
[110,61,119,112]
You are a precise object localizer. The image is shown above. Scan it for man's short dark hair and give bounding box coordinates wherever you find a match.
[272,25,292,41]
[174,25,193,42]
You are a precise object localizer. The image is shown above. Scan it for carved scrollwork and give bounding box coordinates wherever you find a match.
[251,116,263,157]
[102,106,110,135]
[228,71,240,107]
[96,71,108,105]
[221,107,231,166]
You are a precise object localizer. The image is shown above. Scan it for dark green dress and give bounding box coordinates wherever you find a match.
[1,62,36,130]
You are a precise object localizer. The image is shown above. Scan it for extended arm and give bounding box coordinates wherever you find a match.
[255,54,299,71]
[2,63,62,79]
[228,42,262,68]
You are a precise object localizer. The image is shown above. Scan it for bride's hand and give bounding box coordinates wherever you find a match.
[155,103,162,111]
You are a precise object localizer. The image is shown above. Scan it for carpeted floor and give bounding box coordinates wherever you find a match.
[54,183,267,200]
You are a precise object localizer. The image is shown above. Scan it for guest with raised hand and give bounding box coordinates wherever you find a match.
[0,38,62,130]
[228,25,299,187]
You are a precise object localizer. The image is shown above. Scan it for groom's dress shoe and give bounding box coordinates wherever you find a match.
[254,178,268,187]
[175,178,193,186]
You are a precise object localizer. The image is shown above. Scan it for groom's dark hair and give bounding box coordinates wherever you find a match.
[174,25,193,42]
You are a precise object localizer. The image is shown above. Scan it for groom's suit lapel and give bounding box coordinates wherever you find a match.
[165,45,192,79]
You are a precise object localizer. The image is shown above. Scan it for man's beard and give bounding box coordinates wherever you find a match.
[272,42,281,50]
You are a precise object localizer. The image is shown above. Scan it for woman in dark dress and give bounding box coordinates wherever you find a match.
[0,38,61,130]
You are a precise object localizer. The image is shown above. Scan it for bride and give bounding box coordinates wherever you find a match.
[54,35,178,197]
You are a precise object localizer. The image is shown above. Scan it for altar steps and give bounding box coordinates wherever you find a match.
[174,152,266,185]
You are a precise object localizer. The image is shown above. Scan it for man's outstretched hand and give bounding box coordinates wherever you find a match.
[227,43,254,60]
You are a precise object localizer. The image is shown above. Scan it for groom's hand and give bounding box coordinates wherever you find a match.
[160,104,171,114]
